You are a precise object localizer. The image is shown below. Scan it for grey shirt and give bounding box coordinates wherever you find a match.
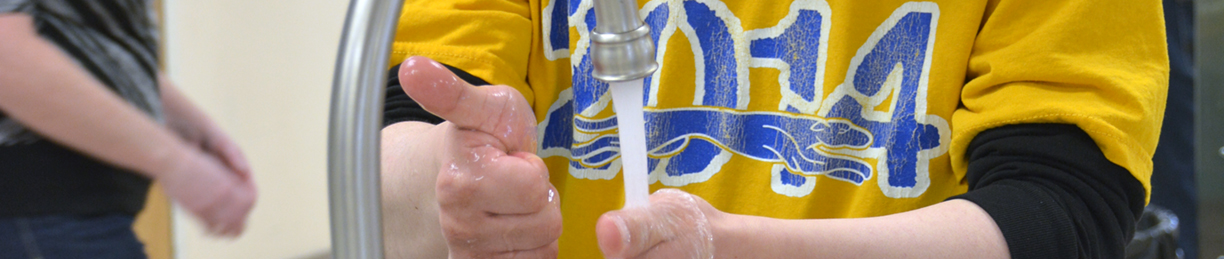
[0,0,160,217]
[0,0,162,145]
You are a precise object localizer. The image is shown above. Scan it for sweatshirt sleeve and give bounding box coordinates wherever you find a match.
[953,123,1146,259]
[387,0,536,106]
[951,0,1169,204]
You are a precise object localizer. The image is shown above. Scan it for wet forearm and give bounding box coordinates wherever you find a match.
[718,199,1009,259]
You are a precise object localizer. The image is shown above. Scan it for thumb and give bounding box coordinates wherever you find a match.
[596,190,714,259]
[398,56,536,152]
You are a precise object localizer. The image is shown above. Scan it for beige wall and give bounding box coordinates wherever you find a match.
[163,0,348,258]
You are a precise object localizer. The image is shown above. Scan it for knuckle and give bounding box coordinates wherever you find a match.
[440,218,480,245]
[513,175,551,211]
[435,168,479,207]
[487,85,523,100]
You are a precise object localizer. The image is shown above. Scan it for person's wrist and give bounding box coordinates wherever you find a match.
[147,140,196,180]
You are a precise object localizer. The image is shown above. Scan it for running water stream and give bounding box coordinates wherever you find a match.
[609,79,649,208]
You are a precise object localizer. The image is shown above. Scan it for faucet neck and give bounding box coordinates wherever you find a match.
[593,0,643,34]
[590,0,658,82]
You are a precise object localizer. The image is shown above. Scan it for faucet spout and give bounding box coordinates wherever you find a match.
[591,0,658,82]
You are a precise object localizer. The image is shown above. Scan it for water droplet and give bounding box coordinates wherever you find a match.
[502,125,513,140]
[471,152,483,163]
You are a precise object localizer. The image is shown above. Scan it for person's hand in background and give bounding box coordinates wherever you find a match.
[382,56,561,258]
[158,76,257,237]
[156,143,256,237]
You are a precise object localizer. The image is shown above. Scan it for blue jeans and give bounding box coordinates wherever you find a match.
[0,214,146,259]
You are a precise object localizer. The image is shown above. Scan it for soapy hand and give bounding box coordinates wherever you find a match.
[596,189,718,259]
[399,56,562,258]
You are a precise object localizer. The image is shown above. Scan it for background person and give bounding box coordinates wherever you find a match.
[0,1,257,257]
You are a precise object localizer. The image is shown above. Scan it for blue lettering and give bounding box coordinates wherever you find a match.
[539,0,946,198]
[750,10,824,104]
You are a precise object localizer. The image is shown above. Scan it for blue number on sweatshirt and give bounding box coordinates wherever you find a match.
[538,0,945,198]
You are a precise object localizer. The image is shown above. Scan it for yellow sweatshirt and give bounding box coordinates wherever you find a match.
[391,0,1168,257]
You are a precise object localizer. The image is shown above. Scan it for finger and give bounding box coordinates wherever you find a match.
[202,177,256,237]
[597,208,673,259]
[201,198,245,237]
[596,212,638,259]
[437,152,552,215]
[209,218,242,238]
[493,241,559,259]
[475,152,552,214]
[398,56,536,152]
[486,204,563,253]
[437,131,552,214]
[506,204,562,244]
[440,202,562,254]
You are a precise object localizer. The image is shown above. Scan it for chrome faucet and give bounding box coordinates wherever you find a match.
[591,0,659,82]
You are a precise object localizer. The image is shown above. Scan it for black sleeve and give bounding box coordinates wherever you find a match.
[383,63,492,128]
[952,124,1146,259]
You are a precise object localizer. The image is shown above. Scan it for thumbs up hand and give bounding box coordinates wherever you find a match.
[398,56,561,259]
